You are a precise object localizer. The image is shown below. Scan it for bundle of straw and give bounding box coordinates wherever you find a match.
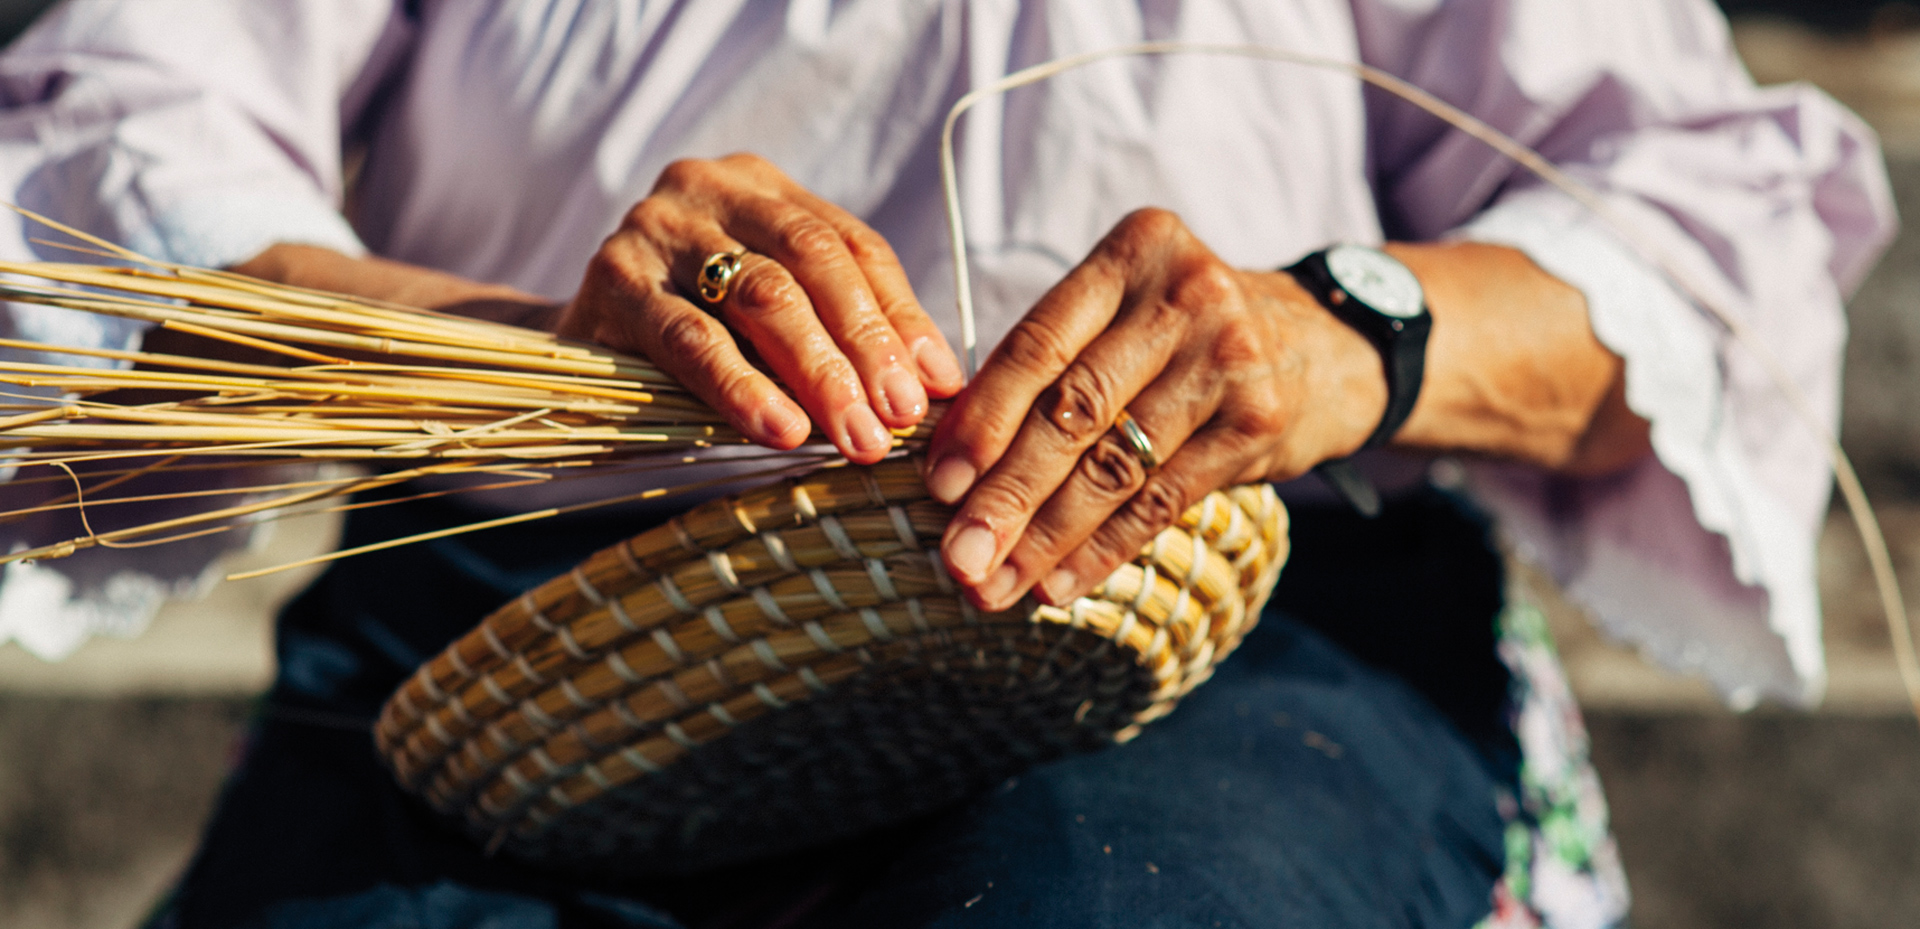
[0,213,913,574]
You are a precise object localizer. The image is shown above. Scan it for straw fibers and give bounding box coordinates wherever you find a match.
[0,214,1290,873]
[374,458,1287,874]
[0,213,889,569]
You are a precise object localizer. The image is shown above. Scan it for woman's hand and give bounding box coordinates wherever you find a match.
[924,208,1388,612]
[558,153,964,463]
[924,208,1651,614]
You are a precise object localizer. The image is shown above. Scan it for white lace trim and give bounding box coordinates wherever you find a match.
[1459,191,1828,707]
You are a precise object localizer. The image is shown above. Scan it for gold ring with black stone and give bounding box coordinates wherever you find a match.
[697,249,747,305]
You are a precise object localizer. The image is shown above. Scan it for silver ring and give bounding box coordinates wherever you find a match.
[697,249,747,305]
[1113,409,1159,473]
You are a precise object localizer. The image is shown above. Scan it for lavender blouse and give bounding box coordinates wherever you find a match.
[0,0,1895,713]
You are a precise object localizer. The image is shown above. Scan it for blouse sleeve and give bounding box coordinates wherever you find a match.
[0,0,411,659]
[1354,0,1898,707]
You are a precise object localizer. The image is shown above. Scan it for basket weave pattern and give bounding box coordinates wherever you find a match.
[375,458,1287,873]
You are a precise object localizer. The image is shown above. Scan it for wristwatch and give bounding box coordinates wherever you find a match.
[1284,245,1432,517]
[1284,244,1432,448]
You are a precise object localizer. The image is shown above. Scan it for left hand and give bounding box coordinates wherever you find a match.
[923,208,1388,612]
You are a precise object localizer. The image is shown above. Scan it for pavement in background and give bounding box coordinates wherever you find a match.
[0,698,247,929]
[1592,714,1920,929]
[2,703,1915,928]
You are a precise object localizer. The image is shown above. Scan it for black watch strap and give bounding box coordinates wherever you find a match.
[1364,313,1430,448]
[1284,250,1431,449]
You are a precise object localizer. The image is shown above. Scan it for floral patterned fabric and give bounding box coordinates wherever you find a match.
[1479,589,1633,929]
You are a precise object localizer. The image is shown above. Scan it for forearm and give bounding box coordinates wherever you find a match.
[229,243,561,330]
[1383,241,1650,476]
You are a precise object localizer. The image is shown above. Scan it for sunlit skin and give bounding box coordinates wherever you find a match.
[232,155,1649,613]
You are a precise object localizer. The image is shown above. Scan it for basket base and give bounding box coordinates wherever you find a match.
[496,627,1159,874]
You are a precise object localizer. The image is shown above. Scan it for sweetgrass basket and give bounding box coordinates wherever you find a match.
[374,457,1287,874]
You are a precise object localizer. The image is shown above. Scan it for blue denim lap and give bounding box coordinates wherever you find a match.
[162,494,1508,929]
[825,613,1508,928]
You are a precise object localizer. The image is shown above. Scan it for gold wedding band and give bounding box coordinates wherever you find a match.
[1113,409,1159,473]
[697,249,747,305]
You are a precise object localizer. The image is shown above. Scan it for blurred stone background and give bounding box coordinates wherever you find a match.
[5,1,1920,927]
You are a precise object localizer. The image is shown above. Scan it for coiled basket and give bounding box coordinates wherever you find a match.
[374,458,1287,875]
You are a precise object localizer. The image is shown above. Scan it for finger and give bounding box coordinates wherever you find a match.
[687,247,895,463]
[1041,427,1256,606]
[980,373,1219,611]
[571,237,808,448]
[716,150,949,391]
[723,196,931,431]
[789,190,964,396]
[922,252,1133,505]
[939,301,1189,589]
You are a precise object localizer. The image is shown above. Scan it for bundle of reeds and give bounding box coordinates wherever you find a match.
[0,213,915,575]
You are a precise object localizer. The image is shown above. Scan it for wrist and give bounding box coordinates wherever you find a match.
[1284,246,1432,452]
[1259,270,1388,474]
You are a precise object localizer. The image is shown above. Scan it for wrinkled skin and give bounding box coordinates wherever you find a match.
[235,154,1647,613]
[556,153,964,463]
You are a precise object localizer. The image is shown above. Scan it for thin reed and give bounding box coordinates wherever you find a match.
[0,212,918,570]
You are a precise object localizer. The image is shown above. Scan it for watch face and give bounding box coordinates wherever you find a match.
[1325,245,1425,320]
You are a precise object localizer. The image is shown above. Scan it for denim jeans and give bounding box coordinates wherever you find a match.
[156,487,1515,929]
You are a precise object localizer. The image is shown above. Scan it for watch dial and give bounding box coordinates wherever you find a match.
[1326,245,1425,319]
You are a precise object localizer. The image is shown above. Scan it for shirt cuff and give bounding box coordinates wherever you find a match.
[1452,189,1826,708]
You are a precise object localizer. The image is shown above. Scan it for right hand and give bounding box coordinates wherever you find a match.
[558,153,964,463]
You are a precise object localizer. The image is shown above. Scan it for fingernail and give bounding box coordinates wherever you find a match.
[844,404,890,457]
[927,456,977,504]
[979,564,1020,606]
[753,399,806,446]
[879,366,927,423]
[1040,568,1079,605]
[946,524,996,581]
[916,341,964,390]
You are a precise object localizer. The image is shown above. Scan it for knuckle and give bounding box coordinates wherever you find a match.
[995,317,1076,375]
[808,365,865,409]
[1234,395,1291,441]
[1078,434,1148,496]
[629,199,685,243]
[720,151,772,173]
[622,196,670,230]
[1038,367,1115,444]
[1171,262,1240,313]
[965,481,1039,533]
[1208,317,1267,369]
[1118,207,1183,242]
[768,212,846,265]
[1096,208,1192,274]
[581,246,621,286]
[1015,518,1070,561]
[653,309,727,364]
[1078,524,1138,572]
[837,316,897,354]
[712,363,766,409]
[655,157,713,191]
[727,264,806,318]
[841,226,897,265]
[1126,479,1189,535]
[582,245,648,298]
